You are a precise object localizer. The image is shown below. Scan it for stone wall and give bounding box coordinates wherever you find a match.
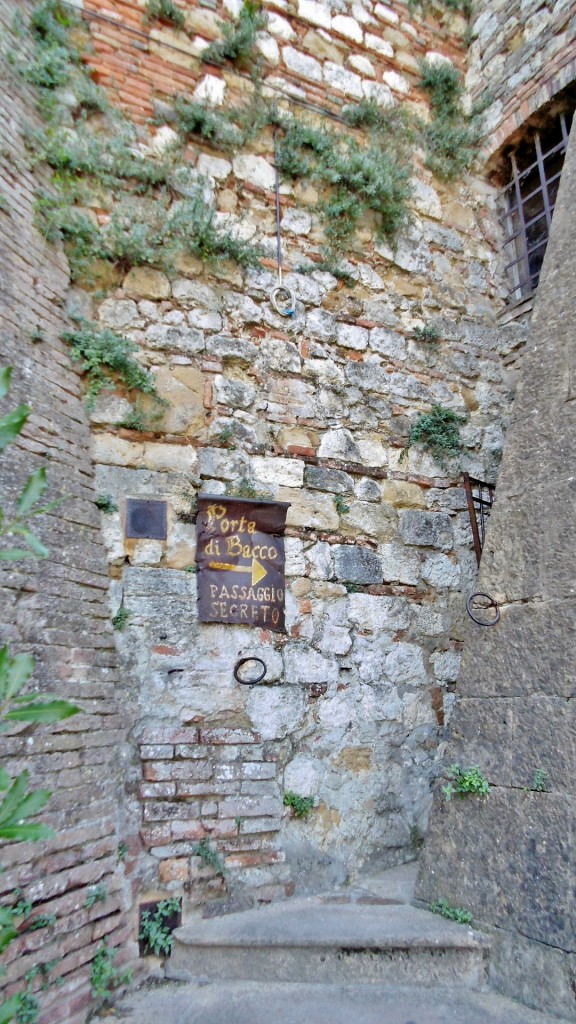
[0,4,133,1022]
[415,121,576,1020]
[466,0,576,160]
[69,0,530,905]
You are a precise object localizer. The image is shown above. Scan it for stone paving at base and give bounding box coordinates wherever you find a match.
[109,979,572,1024]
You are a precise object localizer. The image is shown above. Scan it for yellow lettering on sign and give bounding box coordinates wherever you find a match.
[205,505,257,537]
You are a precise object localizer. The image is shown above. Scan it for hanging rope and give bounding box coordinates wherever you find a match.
[270,126,296,317]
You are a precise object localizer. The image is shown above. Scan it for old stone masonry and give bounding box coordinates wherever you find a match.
[0,0,574,1020]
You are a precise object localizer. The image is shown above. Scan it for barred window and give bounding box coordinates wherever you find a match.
[499,110,572,304]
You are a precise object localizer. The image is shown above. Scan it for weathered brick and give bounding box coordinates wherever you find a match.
[199,728,262,745]
[218,798,282,819]
[143,760,213,782]
[140,744,175,760]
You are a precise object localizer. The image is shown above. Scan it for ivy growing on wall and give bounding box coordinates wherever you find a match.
[24,1,263,284]
[23,0,483,293]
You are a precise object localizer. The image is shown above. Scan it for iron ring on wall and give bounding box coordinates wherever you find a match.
[270,285,296,317]
[233,656,267,684]
[466,592,500,626]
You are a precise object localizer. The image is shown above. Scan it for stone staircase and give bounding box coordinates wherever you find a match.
[167,863,490,990]
[113,864,572,1024]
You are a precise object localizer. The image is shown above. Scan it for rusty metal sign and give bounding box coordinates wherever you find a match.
[196,494,290,633]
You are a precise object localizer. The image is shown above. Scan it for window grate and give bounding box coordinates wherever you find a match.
[500,112,571,303]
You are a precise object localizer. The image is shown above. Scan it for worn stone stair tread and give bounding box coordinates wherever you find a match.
[174,897,489,951]
[114,979,573,1024]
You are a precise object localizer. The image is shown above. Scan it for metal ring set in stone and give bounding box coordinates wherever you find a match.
[270,285,296,317]
[233,657,268,684]
[466,592,500,626]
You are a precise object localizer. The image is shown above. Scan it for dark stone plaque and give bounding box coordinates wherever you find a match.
[196,494,290,633]
[125,498,168,540]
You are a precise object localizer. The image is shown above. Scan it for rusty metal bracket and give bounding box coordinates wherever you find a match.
[463,472,495,567]
[466,592,500,627]
[234,657,267,684]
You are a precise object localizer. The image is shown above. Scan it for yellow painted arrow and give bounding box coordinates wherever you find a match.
[208,557,268,587]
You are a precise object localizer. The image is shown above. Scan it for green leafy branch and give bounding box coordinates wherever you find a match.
[0,368,63,562]
[139,897,181,957]
[61,319,158,407]
[0,362,80,1024]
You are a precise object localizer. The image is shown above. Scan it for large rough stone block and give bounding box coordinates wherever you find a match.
[206,335,258,363]
[123,267,171,300]
[379,542,420,585]
[279,488,339,531]
[456,600,575,699]
[341,501,397,541]
[400,510,453,550]
[417,791,574,951]
[304,465,354,494]
[145,323,205,355]
[510,696,576,793]
[282,45,323,80]
[213,376,256,410]
[253,456,304,488]
[348,593,411,633]
[333,545,382,584]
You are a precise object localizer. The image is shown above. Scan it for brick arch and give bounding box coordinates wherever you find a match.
[485,54,576,164]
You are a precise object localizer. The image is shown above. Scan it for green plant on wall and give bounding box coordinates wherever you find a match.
[192,837,226,877]
[418,59,482,179]
[139,898,181,957]
[95,494,118,515]
[413,324,440,344]
[430,898,473,924]
[532,767,548,792]
[442,764,489,801]
[276,107,412,260]
[145,0,185,30]
[0,369,61,559]
[202,1,268,68]
[23,0,481,293]
[90,942,132,1006]
[402,405,466,468]
[283,791,314,818]
[111,607,130,631]
[408,0,473,17]
[60,319,158,408]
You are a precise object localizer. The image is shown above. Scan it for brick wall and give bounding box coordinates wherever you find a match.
[0,4,134,1021]
[83,0,468,124]
[138,723,289,909]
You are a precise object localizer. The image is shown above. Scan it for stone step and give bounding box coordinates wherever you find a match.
[168,864,491,990]
[115,979,574,1024]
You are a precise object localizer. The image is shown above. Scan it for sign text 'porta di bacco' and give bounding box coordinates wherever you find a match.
[196,495,290,633]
